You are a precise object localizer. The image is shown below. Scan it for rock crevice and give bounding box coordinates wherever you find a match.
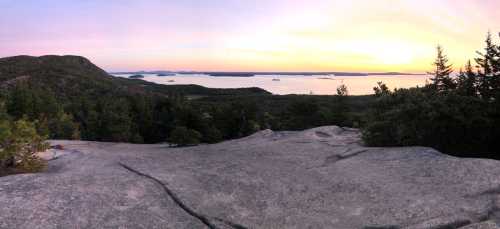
[119,162,247,229]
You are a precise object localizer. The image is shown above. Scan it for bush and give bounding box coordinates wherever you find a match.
[362,88,496,158]
[169,126,202,146]
[0,118,49,174]
[49,112,81,140]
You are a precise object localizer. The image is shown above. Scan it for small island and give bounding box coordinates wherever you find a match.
[157,73,176,77]
[129,74,145,79]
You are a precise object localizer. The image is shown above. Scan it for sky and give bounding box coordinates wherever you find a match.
[1,0,500,72]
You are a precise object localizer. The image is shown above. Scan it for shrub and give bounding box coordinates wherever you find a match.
[169,126,202,146]
[362,88,496,158]
[0,118,49,174]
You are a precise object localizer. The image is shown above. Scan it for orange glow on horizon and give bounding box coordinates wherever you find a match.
[2,0,500,73]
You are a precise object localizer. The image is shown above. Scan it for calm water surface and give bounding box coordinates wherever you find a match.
[114,74,431,95]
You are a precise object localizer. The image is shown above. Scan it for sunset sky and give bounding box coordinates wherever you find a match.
[1,0,500,72]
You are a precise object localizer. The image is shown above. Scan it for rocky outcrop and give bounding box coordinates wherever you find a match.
[1,126,499,229]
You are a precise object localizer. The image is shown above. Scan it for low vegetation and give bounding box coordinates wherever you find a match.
[0,114,49,176]
[363,33,500,159]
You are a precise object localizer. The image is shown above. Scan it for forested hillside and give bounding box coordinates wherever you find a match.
[0,55,361,147]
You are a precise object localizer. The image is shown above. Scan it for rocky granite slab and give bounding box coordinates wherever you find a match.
[1,126,499,229]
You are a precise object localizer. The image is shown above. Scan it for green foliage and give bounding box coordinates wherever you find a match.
[363,33,500,158]
[363,88,493,156]
[475,32,500,100]
[98,98,132,142]
[373,82,390,97]
[428,45,456,92]
[336,84,349,96]
[0,118,48,174]
[169,126,202,146]
[0,120,14,168]
[456,60,478,96]
[49,113,80,140]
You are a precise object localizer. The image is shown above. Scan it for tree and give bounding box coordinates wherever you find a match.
[334,84,350,126]
[475,32,500,99]
[428,45,455,92]
[98,98,132,142]
[169,126,201,146]
[362,88,493,157]
[71,96,99,140]
[373,81,390,97]
[49,112,80,140]
[456,60,478,96]
[336,84,349,96]
[0,120,14,168]
[7,84,34,119]
[0,118,49,173]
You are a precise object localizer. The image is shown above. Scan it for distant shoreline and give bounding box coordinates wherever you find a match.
[110,71,427,77]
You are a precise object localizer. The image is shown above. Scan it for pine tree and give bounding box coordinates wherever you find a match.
[456,60,477,96]
[98,98,132,142]
[428,45,455,92]
[373,81,390,97]
[336,84,348,96]
[475,32,500,99]
[7,84,34,119]
[492,33,500,99]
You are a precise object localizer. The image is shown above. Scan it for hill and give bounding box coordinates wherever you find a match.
[0,55,270,99]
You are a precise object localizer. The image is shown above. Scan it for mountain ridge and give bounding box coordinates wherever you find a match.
[0,55,271,98]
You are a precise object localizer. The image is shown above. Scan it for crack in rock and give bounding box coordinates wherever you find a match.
[307,148,371,170]
[324,148,370,165]
[315,131,332,138]
[479,186,500,196]
[363,225,401,229]
[213,217,249,229]
[481,199,500,223]
[119,162,247,229]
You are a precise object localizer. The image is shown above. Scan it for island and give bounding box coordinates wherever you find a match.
[129,74,145,79]
[157,73,176,77]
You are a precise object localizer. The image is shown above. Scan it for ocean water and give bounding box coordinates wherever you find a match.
[113,74,432,95]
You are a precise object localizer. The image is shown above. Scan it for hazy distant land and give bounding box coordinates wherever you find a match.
[110,70,426,77]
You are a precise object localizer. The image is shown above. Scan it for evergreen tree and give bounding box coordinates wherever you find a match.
[98,98,132,142]
[169,126,201,146]
[475,32,500,99]
[71,96,99,140]
[336,84,349,96]
[49,112,80,140]
[130,96,154,142]
[373,81,390,97]
[428,45,455,92]
[456,60,477,96]
[0,118,48,173]
[7,84,34,119]
[334,84,350,126]
[9,119,49,172]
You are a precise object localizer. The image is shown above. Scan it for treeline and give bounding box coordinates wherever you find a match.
[363,32,500,158]
[1,83,361,145]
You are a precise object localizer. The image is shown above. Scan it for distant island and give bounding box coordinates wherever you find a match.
[157,73,176,76]
[366,72,427,76]
[111,71,426,77]
[128,74,144,79]
[112,70,175,75]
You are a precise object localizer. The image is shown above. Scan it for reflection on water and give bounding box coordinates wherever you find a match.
[114,74,431,95]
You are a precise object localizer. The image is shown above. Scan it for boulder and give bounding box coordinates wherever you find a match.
[1,126,499,228]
